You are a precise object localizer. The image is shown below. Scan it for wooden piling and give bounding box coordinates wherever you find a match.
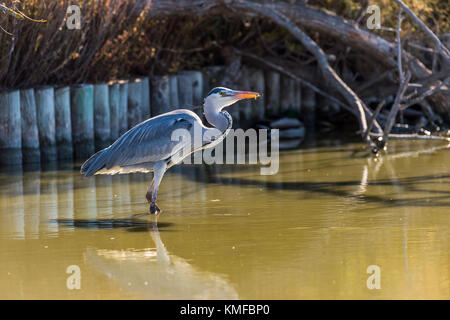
[293,82,302,115]
[109,82,120,141]
[118,81,128,136]
[191,71,204,109]
[20,89,40,163]
[280,76,296,114]
[265,71,281,117]
[177,72,194,111]
[127,78,143,129]
[54,86,73,160]
[301,85,316,129]
[70,84,95,159]
[237,68,253,127]
[140,77,151,120]
[35,86,57,162]
[0,90,22,165]
[248,68,265,122]
[178,71,204,117]
[169,75,180,109]
[94,83,111,151]
[151,75,170,116]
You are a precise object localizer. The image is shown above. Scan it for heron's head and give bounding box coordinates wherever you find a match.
[204,87,261,111]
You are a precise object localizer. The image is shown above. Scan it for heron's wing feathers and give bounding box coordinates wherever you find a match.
[104,111,201,168]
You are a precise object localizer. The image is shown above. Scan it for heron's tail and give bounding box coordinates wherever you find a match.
[80,148,109,177]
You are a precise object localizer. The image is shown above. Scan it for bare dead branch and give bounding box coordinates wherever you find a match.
[393,0,450,61]
[371,133,450,142]
[229,0,381,151]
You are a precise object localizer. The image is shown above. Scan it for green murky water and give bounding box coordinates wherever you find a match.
[0,138,449,299]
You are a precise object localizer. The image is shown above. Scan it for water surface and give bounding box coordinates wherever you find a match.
[0,138,449,299]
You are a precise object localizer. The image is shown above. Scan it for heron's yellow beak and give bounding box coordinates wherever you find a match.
[232,91,261,100]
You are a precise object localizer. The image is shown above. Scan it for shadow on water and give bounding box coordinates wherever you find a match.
[54,215,174,232]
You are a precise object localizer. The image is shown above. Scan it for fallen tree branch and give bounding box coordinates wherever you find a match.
[229,0,381,151]
[393,0,450,61]
[235,49,356,116]
[364,100,385,140]
[401,77,450,110]
[370,133,450,142]
[136,0,450,115]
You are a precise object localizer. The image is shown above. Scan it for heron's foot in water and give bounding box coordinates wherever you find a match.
[150,202,161,215]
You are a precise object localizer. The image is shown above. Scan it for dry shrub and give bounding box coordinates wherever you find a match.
[0,0,448,89]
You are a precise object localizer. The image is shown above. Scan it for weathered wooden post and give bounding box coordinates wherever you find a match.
[280,76,296,114]
[265,71,280,118]
[118,80,128,136]
[109,82,120,141]
[94,83,111,151]
[140,77,151,120]
[54,86,73,160]
[0,90,22,165]
[127,78,143,129]
[237,67,253,127]
[20,89,40,163]
[293,82,302,115]
[248,68,265,122]
[169,75,180,109]
[177,72,194,111]
[35,86,57,162]
[301,85,316,130]
[178,70,204,117]
[190,71,204,110]
[151,75,171,116]
[71,84,95,159]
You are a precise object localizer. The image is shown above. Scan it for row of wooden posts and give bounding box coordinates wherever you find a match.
[0,66,317,165]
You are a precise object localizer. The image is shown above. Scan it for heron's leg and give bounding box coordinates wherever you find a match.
[149,161,167,214]
[146,180,154,203]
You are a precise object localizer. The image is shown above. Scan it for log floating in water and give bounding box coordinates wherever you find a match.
[35,86,57,162]
[151,75,170,116]
[0,90,22,165]
[127,78,143,129]
[118,80,128,136]
[94,83,111,151]
[54,86,73,160]
[71,84,95,159]
[20,89,40,163]
[109,82,120,141]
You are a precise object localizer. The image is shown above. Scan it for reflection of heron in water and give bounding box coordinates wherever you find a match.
[85,218,238,299]
[81,88,261,214]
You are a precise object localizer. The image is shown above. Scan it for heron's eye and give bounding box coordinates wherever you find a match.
[219,91,225,96]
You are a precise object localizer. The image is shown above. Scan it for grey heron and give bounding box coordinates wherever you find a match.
[80,87,261,214]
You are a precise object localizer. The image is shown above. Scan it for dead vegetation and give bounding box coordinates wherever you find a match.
[0,0,449,153]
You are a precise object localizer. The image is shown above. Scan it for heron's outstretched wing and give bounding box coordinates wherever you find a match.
[104,110,202,168]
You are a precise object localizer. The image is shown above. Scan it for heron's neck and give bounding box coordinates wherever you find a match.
[204,100,232,133]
